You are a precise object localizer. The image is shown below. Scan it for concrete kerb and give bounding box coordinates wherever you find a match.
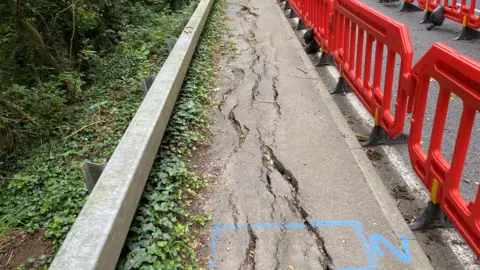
[49,0,214,269]
[275,4,433,269]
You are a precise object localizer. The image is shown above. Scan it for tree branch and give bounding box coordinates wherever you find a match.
[69,2,76,63]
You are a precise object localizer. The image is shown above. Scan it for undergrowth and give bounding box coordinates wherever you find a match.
[118,1,226,269]
[0,4,196,268]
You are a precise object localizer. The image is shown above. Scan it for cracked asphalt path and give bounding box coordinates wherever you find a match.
[201,0,433,268]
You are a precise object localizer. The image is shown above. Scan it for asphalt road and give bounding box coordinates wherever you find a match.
[357,0,480,201]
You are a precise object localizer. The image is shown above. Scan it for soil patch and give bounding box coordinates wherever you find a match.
[0,229,52,269]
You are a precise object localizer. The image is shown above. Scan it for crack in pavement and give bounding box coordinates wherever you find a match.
[229,193,240,228]
[269,35,281,146]
[235,6,262,107]
[271,40,281,116]
[239,4,259,17]
[272,73,281,116]
[261,144,334,269]
[274,225,287,270]
[219,68,246,113]
[249,43,262,105]
[228,101,249,148]
[239,221,258,270]
[265,171,276,198]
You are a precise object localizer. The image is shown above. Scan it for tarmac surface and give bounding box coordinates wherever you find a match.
[197,0,434,268]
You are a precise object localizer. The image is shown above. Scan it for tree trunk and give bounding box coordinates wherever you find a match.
[18,19,63,73]
[7,0,63,73]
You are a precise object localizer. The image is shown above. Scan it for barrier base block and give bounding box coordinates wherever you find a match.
[141,75,156,96]
[289,9,297,18]
[420,11,431,23]
[305,40,320,54]
[330,77,352,94]
[410,201,454,231]
[81,160,107,193]
[304,28,314,44]
[316,52,334,67]
[399,2,423,12]
[297,19,306,30]
[361,125,408,147]
[454,26,480,40]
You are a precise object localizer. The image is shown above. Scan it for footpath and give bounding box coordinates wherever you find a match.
[198,0,433,268]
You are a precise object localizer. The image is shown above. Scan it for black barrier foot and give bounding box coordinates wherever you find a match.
[420,11,431,23]
[330,77,352,94]
[289,9,297,18]
[399,1,423,12]
[362,125,409,147]
[427,5,445,30]
[297,19,306,30]
[316,52,334,66]
[454,26,480,40]
[304,28,314,44]
[305,40,320,54]
[410,201,454,231]
[283,1,291,10]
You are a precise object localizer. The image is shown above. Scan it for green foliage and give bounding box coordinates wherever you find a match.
[0,0,191,153]
[118,1,226,269]
[1,0,225,267]
[0,0,196,265]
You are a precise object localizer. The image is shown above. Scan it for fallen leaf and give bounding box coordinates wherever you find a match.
[464,179,472,183]
[356,134,369,142]
[288,266,294,270]
[366,149,382,161]
[424,239,433,245]
[475,182,479,185]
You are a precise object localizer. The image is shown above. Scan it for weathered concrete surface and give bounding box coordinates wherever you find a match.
[201,0,433,269]
[49,0,214,269]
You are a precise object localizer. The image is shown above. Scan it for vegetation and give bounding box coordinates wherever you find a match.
[0,0,190,153]
[0,0,225,268]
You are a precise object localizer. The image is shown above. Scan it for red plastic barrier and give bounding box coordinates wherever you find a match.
[288,0,304,19]
[330,0,415,138]
[409,43,480,257]
[418,0,480,29]
[302,0,334,53]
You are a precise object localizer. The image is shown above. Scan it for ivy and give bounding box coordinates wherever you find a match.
[0,3,196,268]
[118,1,226,269]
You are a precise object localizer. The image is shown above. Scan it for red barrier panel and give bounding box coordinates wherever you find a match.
[330,0,415,138]
[418,0,480,29]
[302,0,334,53]
[303,0,314,27]
[288,0,304,19]
[409,43,480,257]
